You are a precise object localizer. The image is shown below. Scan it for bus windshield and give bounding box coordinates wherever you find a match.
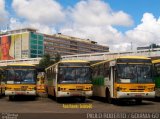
[117,64,153,83]
[58,67,91,84]
[5,67,36,84]
[154,63,160,77]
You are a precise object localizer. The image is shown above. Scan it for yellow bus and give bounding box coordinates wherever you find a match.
[152,59,160,97]
[4,64,38,100]
[91,56,155,104]
[37,72,46,95]
[45,60,92,102]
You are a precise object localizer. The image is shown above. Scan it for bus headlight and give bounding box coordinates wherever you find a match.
[58,87,60,91]
[116,87,126,91]
[91,86,93,90]
[6,87,12,90]
[148,87,154,91]
[117,87,121,91]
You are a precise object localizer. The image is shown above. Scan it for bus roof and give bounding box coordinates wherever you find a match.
[6,64,35,67]
[60,60,89,63]
[91,56,151,67]
[152,59,160,64]
[45,60,89,70]
[118,56,150,59]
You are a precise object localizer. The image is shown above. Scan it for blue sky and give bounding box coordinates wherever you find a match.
[107,0,160,31]
[1,0,160,51]
[4,0,160,32]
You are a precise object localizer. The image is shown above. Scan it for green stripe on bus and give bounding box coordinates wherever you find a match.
[92,76,105,86]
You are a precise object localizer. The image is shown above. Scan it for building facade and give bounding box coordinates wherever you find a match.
[0,28,44,60]
[137,44,160,51]
[0,28,109,60]
[44,33,109,56]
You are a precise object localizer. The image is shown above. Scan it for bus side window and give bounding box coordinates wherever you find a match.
[94,66,99,77]
[109,67,111,80]
[97,66,100,76]
[156,66,160,77]
[99,64,104,76]
[104,63,109,78]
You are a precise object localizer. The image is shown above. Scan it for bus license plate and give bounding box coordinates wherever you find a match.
[21,86,28,91]
[76,86,83,88]
[16,92,25,95]
[72,92,82,96]
[135,94,143,97]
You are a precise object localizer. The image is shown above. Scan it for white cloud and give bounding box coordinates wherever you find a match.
[59,0,133,52]
[70,0,133,27]
[9,18,56,34]
[9,0,160,52]
[60,25,127,51]
[61,11,160,52]
[12,0,65,25]
[126,13,160,49]
[0,0,8,25]
[58,0,136,52]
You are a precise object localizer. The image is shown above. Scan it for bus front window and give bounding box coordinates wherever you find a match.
[137,65,153,83]
[6,68,36,84]
[117,64,137,83]
[58,67,91,84]
[117,64,153,83]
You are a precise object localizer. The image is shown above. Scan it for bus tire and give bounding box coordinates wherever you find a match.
[54,90,60,102]
[106,88,112,104]
[0,88,2,97]
[56,97,61,102]
[46,88,51,98]
[80,97,86,103]
[9,96,14,101]
[55,91,61,102]
[135,99,142,104]
[54,90,57,100]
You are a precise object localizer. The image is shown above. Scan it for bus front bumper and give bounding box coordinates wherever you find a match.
[116,91,155,98]
[57,91,93,97]
[5,90,36,96]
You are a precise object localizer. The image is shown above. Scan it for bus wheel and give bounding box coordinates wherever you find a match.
[135,99,142,104]
[54,90,57,100]
[9,96,14,101]
[46,88,51,98]
[56,97,59,102]
[106,89,112,104]
[54,90,60,102]
[0,89,2,97]
[80,97,86,103]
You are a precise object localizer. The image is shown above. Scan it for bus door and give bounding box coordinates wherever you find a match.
[109,61,116,98]
[55,65,58,96]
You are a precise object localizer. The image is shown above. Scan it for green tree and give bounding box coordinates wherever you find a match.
[39,54,52,68]
[39,53,61,68]
[54,52,61,63]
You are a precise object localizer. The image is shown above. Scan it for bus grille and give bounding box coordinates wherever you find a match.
[69,89,76,90]
[14,88,21,91]
[129,89,145,92]
[69,89,83,91]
